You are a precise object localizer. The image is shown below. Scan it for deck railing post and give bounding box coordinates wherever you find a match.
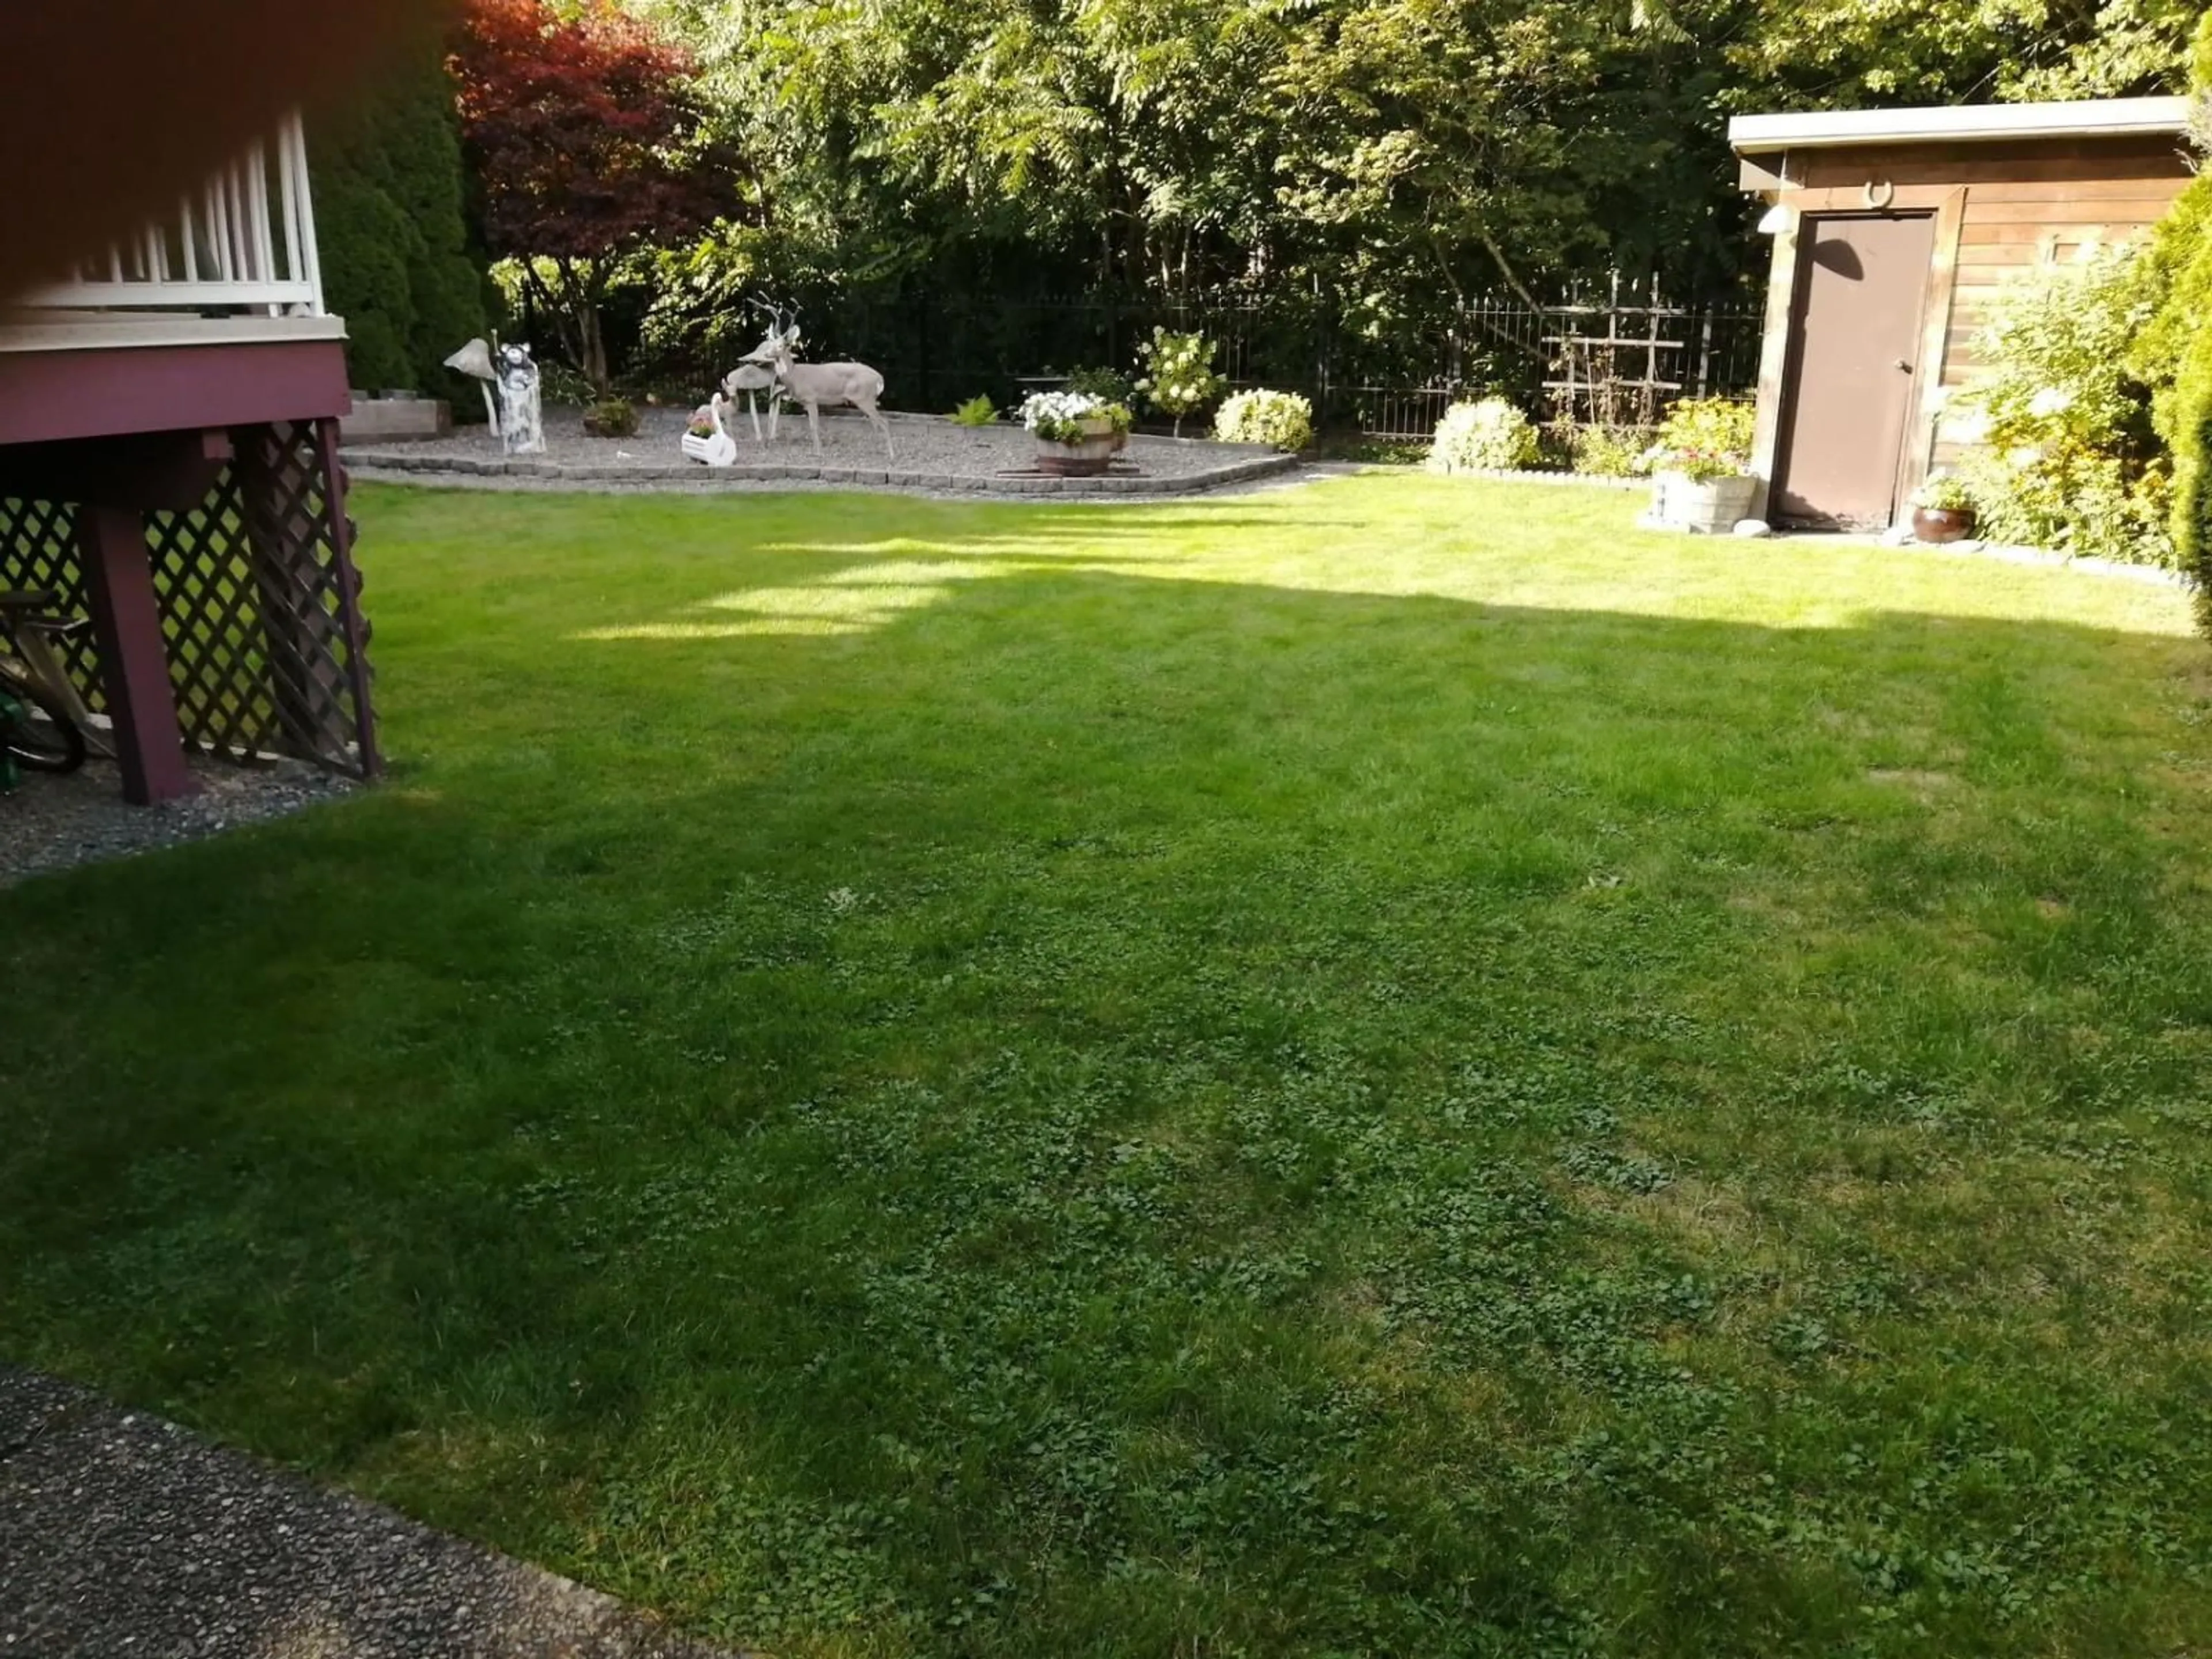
[20,112,321,315]
[77,506,197,805]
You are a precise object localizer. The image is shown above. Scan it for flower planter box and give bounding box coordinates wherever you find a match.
[1036,417,1123,478]
[1911,506,1977,544]
[1652,471,1758,535]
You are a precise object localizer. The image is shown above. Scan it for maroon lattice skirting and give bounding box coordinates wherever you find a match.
[0,418,378,779]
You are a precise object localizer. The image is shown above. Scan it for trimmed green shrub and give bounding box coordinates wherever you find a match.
[1570,425,1653,477]
[311,51,488,402]
[584,397,640,438]
[1214,389,1314,452]
[2171,302,2212,623]
[2123,178,2212,426]
[2137,8,2212,618]
[1427,398,1540,474]
[312,168,418,392]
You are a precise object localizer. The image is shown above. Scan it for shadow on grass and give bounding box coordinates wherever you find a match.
[3,506,2210,1658]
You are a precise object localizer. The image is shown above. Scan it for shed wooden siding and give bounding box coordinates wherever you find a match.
[1796,137,2191,407]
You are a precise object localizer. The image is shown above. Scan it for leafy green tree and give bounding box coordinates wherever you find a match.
[452,0,741,393]
[619,0,2195,398]
[1719,0,2198,107]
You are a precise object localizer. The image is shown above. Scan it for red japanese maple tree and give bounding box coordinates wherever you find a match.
[450,0,735,392]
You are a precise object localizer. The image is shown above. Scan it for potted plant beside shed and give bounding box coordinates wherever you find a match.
[1646,397,1758,533]
[1908,470,1979,543]
[1021,391,1135,476]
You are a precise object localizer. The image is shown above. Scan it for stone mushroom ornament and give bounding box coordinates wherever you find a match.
[444,336,546,456]
[721,358,782,442]
[719,298,799,442]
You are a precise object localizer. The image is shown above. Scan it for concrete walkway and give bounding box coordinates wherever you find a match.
[0,1369,745,1658]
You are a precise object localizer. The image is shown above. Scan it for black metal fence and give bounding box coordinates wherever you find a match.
[644,274,1763,440]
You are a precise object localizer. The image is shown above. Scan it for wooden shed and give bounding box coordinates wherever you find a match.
[1729,97,2194,531]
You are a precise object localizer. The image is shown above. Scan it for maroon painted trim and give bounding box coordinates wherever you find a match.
[0,340,349,448]
[315,418,381,779]
[0,429,230,512]
[76,505,196,805]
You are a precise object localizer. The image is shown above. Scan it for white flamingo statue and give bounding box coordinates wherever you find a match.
[680,395,739,468]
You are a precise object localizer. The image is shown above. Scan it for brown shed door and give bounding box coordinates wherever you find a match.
[1771,213,1936,529]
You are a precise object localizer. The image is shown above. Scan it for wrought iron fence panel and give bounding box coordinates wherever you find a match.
[638,275,1762,443]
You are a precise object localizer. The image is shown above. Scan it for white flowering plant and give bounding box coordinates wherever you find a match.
[1428,398,1541,474]
[1134,329,1226,435]
[1214,389,1314,452]
[1018,391,1134,446]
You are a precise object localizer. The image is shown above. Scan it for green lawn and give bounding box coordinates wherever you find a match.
[6,475,2212,1657]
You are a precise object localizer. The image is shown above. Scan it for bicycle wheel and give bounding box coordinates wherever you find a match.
[0,676,87,775]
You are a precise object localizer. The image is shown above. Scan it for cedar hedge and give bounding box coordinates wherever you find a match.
[310,50,487,405]
[2135,11,2212,627]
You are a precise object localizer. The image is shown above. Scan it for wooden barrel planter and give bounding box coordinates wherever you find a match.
[1035,417,1124,478]
[1652,471,1759,535]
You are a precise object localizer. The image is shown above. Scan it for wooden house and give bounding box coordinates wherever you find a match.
[1729,97,2195,531]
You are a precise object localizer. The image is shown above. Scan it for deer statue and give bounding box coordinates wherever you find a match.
[755,329,895,459]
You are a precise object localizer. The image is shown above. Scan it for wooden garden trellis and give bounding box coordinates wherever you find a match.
[1541,272,1744,432]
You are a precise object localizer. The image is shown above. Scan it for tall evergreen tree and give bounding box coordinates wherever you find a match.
[311,48,488,401]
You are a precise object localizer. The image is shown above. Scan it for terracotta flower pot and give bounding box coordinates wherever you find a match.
[1912,506,1976,544]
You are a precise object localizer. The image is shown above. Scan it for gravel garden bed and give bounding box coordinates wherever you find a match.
[346,407,1296,497]
[0,756,354,888]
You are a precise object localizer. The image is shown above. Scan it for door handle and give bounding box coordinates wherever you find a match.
[1895,359,1914,373]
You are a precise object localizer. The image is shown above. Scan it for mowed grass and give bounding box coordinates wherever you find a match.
[6,475,2212,1657]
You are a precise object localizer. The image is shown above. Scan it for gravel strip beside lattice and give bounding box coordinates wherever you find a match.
[346,407,1297,498]
[0,1368,746,1658]
[0,755,354,888]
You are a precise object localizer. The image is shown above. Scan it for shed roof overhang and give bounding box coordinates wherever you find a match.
[1729,96,2190,156]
